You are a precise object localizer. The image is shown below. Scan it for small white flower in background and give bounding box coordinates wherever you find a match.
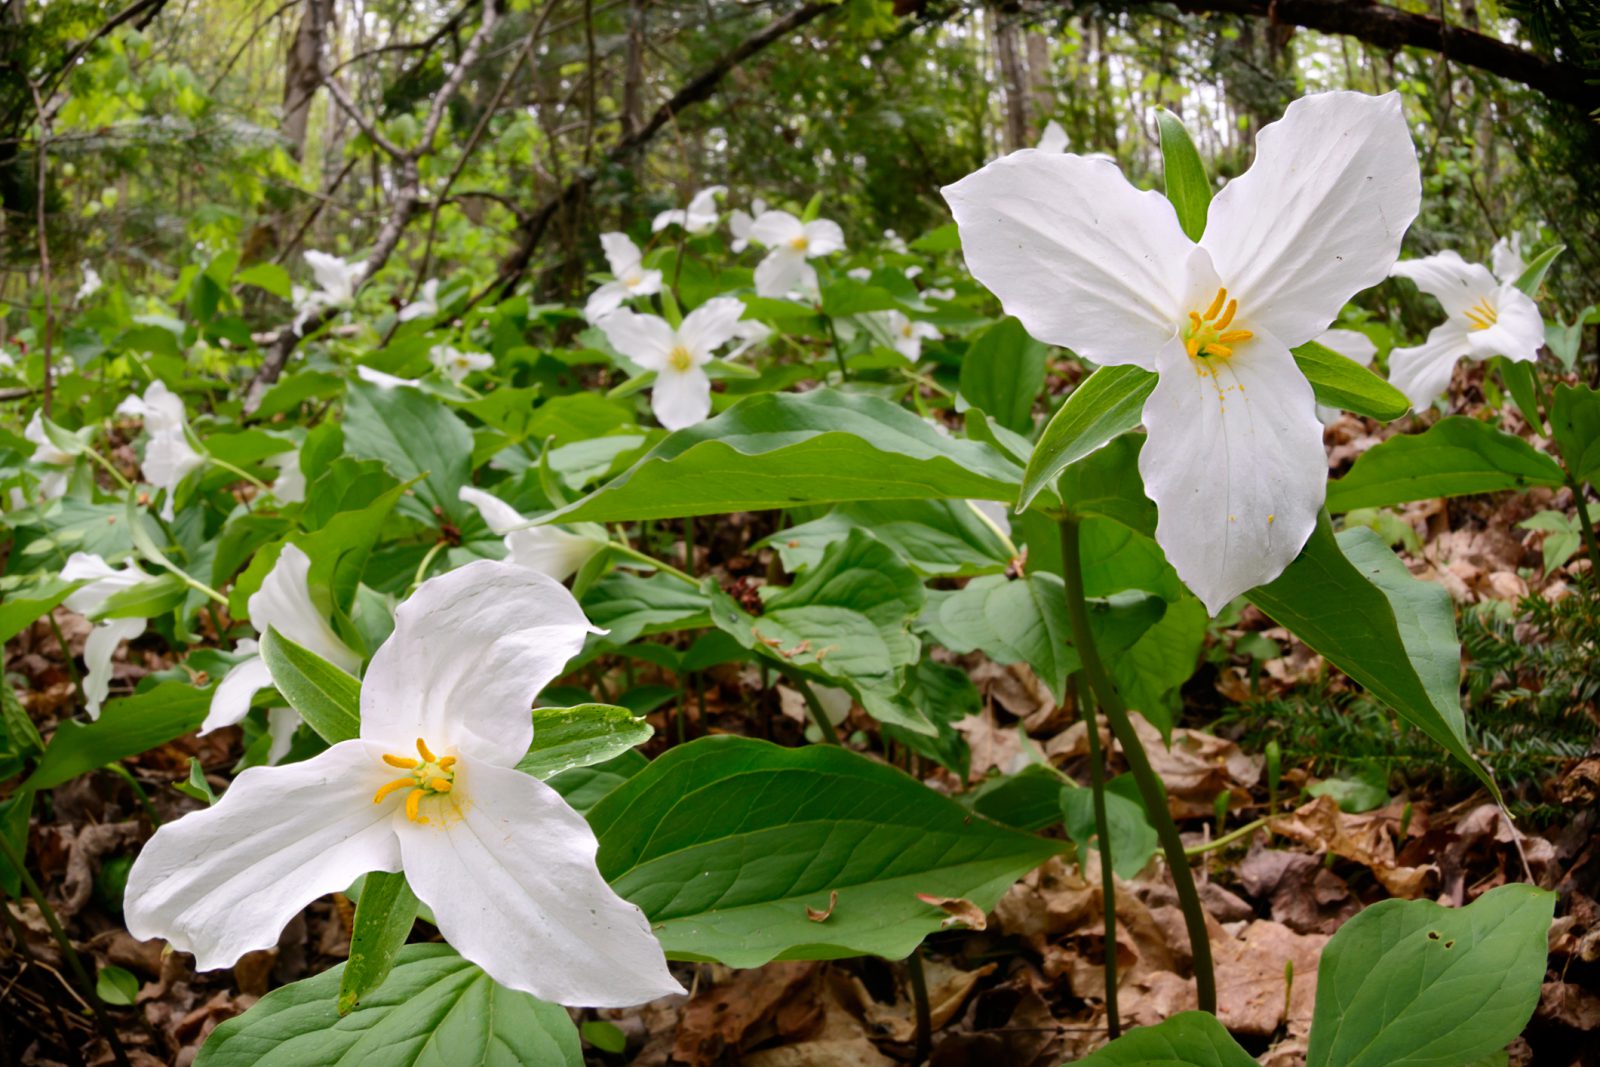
[24,411,75,500]
[397,279,441,322]
[75,262,103,302]
[61,553,150,719]
[1036,120,1069,154]
[356,365,421,390]
[599,296,746,430]
[584,233,664,323]
[117,381,204,521]
[872,309,941,363]
[944,91,1420,615]
[847,267,872,282]
[303,250,364,305]
[922,286,956,302]
[1491,234,1526,285]
[729,197,767,253]
[458,487,608,582]
[652,186,726,234]
[1387,249,1545,409]
[726,318,771,361]
[430,344,494,384]
[266,449,305,503]
[201,543,362,747]
[749,211,845,298]
[125,561,683,1008]
[1313,328,1379,424]
[883,229,909,254]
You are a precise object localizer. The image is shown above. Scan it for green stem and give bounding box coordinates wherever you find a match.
[823,316,849,382]
[606,541,698,587]
[1186,815,1272,857]
[1566,475,1600,571]
[907,945,933,1064]
[410,540,448,593]
[782,669,842,746]
[1058,514,1216,1014]
[48,614,84,702]
[1072,673,1120,1038]
[103,762,161,828]
[204,452,269,492]
[81,445,133,491]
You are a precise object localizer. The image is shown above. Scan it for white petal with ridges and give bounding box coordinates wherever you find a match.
[678,297,745,358]
[83,617,146,719]
[754,248,810,298]
[599,310,676,371]
[201,652,274,734]
[1465,283,1545,365]
[249,544,360,675]
[651,366,713,430]
[1391,251,1498,319]
[1388,325,1472,409]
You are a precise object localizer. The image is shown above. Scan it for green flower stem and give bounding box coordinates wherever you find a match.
[409,540,449,593]
[606,541,698,587]
[780,668,842,746]
[204,452,269,492]
[81,445,133,491]
[1185,814,1273,858]
[1565,473,1600,571]
[1058,514,1217,1014]
[1072,673,1121,1038]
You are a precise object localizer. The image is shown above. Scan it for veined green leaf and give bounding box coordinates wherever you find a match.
[1293,340,1411,422]
[26,681,212,791]
[1021,364,1155,512]
[1156,109,1212,242]
[337,871,418,1016]
[260,627,361,744]
[959,317,1049,435]
[1077,1011,1256,1066]
[1551,383,1600,485]
[515,704,652,779]
[1327,416,1565,512]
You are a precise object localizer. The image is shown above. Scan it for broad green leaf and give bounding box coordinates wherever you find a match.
[343,381,472,524]
[1292,340,1412,422]
[1327,416,1565,512]
[1249,518,1494,798]
[764,500,1013,578]
[1513,243,1563,296]
[966,763,1064,831]
[1307,883,1556,1067]
[1157,109,1211,242]
[959,317,1048,434]
[709,530,930,733]
[260,627,361,744]
[234,262,293,301]
[1021,365,1155,511]
[547,749,648,814]
[1077,1010,1256,1066]
[0,577,75,644]
[1056,433,1157,534]
[338,871,418,1016]
[26,681,212,791]
[515,704,652,779]
[820,277,902,317]
[1062,774,1159,879]
[919,574,1077,701]
[546,390,1022,523]
[1496,357,1543,430]
[581,570,711,648]
[1551,383,1600,485]
[96,964,140,1006]
[195,944,581,1067]
[94,571,188,620]
[590,736,1061,967]
[1111,594,1207,737]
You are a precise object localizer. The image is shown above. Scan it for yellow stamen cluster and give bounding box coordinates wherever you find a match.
[373,737,457,824]
[1184,287,1253,360]
[1463,298,1499,332]
[788,235,810,253]
[667,345,694,372]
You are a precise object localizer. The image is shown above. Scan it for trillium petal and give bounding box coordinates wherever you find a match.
[599,310,676,371]
[754,249,810,298]
[1315,328,1377,368]
[942,151,1191,369]
[1491,235,1525,285]
[599,232,643,275]
[124,740,400,971]
[62,553,144,615]
[1036,119,1069,153]
[459,486,528,536]
[1465,284,1544,365]
[652,367,713,431]
[1201,91,1421,348]
[1391,250,1498,319]
[503,526,605,582]
[249,544,361,675]
[1140,330,1327,616]
[265,706,301,764]
[398,758,682,1007]
[677,297,746,358]
[200,653,274,734]
[651,208,686,233]
[359,560,598,763]
[748,210,805,248]
[803,219,846,257]
[630,269,664,298]
[584,280,630,322]
[1387,324,1472,409]
[83,617,146,719]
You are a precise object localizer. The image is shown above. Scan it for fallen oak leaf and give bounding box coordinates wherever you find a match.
[917,893,987,931]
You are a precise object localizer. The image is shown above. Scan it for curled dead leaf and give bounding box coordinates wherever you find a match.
[916,893,987,931]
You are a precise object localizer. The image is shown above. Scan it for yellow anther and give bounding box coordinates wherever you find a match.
[373,777,414,805]
[789,235,809,252]
[1207,344,1233,359]
[1203,288,1228,321]
[383,754,419,769]
[430,778,453,793]
[1464,299,1498,331]
[1188,311,1204,332]
[416,737,436,763]
[1184,288,1249,362]
[438,756,456,769]
[1185,336,1201,358]
[1214,299,1239,331]
[405,789,424,822]
[1217,329,1253,344]
[667,345,694,372]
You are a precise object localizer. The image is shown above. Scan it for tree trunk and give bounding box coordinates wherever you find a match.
[282,0,334,161]
[993,7,1029,152]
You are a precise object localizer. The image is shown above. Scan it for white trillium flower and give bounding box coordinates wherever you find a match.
[749,211,845,298]
[883,229,909,254]
[458,487,608,582]
[652,186,726,234]
[584,233,664,323]
[76,263,103,302]
[430,344,494,384]
[1313,328,1379,424]
[117,381,204,521]
[1387,249,1545,409]
[356,365,421,390]
[266,449,305,503]
[1037,120,1069,154]
[728,197,767,253]
[847,267,872,282]
[398,279,442,323]
[201,544,362,742]
[875,309,941,363]
[24,411,75,501]
[726,318,772,361]
[599,297,746,430]
[295,251,366,332]
[1491,234,1526,285]
[61,553,150,719]
[943,91,1421,614]
[125,561,682,1008]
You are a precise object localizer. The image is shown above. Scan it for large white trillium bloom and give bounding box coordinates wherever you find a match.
[749,211,845,298]
[125,561,682,1007]
[599,296,745,430]
[201,544,362,741]
[584,233,664,322]
[117,381,204,521]
[1387,249,1544,409]
[943,91,1420,614]
[459,487,608,581]
[61,553,150,718]
[652,186,725,234]
[24,411,75,501]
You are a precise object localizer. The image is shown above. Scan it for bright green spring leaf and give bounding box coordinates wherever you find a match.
[1327,416,1565,512]
[337,871,419,1016]
[1076,1010,1256,1066]
[260,627,361,745]
[1551,383,1600,486]
[27,681,212,791]
[514,704,652,779]
[1021,364,1155,512]
[1156,109,1212,242]
[959,316,1049,435]
[1292,340,1412,421]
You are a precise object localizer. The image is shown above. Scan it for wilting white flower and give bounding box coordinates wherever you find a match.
[1037,120,1069,154]
[61,553,150,719]
[729,197,767,253]
[458,487,608,582]
[125,561,682,1007]
[584,233,664,322]
[24,411,74,500]
[117,381,204,521]
[1387,249,1545,409]
[1313,328,1379,424]
[599,297,745,430]
[944,91,1420,614]
[430,345,493,384]
[749,211,845,298]
[874,309,941,363]
[652,186,726,234]
[201,544,362,744]
[1491,234,1525,285]
[76,263,103,302]
[398,279,441,322]
[266,449,305,503]
[356,365,421,390]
